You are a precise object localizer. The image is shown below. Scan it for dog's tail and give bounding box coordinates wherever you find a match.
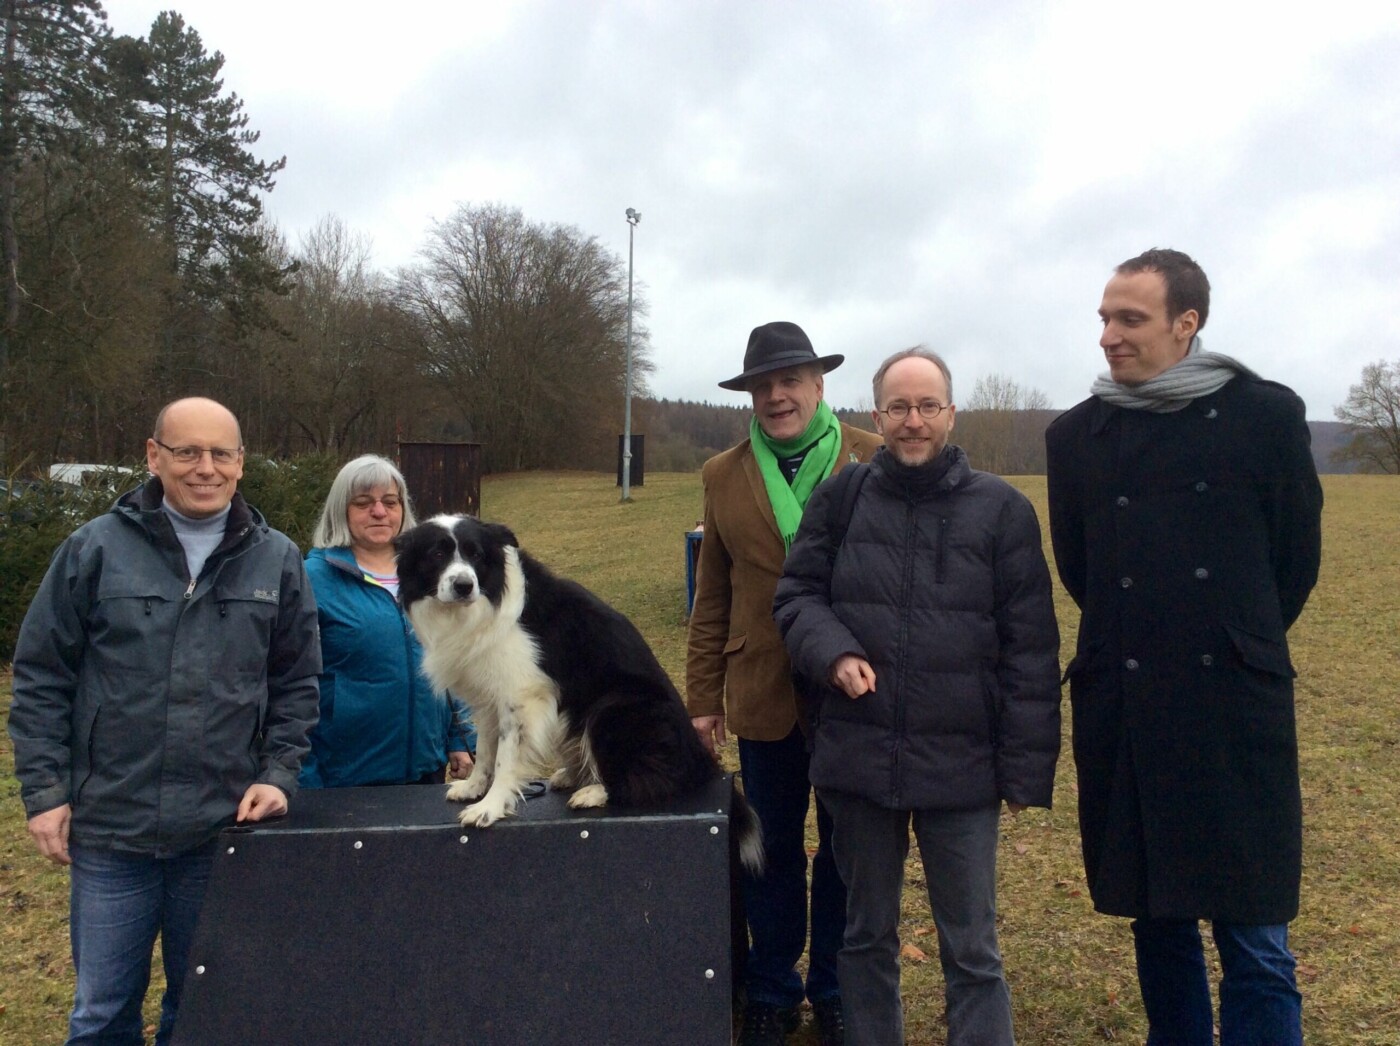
[729,781,764,876]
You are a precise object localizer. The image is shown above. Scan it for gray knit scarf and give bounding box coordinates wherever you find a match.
[1091,336,1258,413]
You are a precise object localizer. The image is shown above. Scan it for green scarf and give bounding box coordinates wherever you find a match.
[750,400,843,550]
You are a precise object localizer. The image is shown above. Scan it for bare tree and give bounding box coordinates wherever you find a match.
[962,374,1051,413]
[280,217,383,450]
[233,215,435,456]
[396,203,648,472]
[1333,359,1400,474]
[957,373,1052,475]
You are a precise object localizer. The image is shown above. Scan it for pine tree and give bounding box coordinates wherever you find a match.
[0,0,106,369]
[111,10,288,384]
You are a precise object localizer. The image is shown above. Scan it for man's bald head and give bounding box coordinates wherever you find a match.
[153,397,242,446]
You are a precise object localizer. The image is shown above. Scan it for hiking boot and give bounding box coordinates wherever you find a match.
[812,996,845,1046]
[738,1002,800,1045]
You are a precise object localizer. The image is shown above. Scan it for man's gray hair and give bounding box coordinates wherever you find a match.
[871,346,954,406]
[746,360,826,391]
[312,454,417,548]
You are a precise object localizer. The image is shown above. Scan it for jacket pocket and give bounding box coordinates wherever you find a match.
[93,578,176,673]
[215,594,280,671]
[1224,624,1297,679]
[723,633,747,657]
[73,703,101,803]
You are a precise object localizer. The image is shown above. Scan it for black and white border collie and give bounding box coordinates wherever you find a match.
[395,514,762,872]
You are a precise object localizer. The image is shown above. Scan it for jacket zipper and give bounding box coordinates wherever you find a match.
[936,516,947,584]
[401,592,417,782]
[337,552,418,783]
[891,499,920,807]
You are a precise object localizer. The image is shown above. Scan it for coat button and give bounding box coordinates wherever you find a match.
[1201,654,1214,667]
[1120,577,1133,588]
[1125,658,1139,670]
[1195,481,1208,492]
[1116,496,1129,508]
[1194,567,1209,579]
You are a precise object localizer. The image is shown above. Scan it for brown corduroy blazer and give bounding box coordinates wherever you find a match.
[685,423,883,740]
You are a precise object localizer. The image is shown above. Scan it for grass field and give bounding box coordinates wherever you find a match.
[2,471,1396,1044]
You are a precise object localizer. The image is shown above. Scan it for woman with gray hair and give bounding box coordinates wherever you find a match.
[299,454,475,787]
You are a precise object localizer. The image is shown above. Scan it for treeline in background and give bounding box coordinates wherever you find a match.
[2,3,655,476]
[641,391,1059,476]
[0,2,1117,484]
[7,3,1382,485]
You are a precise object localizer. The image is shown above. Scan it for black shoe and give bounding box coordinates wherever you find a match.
[811,996,845,1046]
[738,1003,800,1045]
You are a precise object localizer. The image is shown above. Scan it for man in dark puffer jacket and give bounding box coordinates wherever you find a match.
[774,348,1060,1045]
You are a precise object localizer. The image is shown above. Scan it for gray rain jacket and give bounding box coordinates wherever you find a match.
[9,478,321,856]
[774,446,1061,811]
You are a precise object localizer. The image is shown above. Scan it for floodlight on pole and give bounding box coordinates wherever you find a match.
[622,208,640,502]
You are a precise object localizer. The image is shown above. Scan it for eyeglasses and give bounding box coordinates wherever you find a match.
[153,440,243,465]
[349,494,403,511]
[879,400,949,422]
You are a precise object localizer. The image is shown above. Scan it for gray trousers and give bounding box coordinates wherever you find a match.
[819,790,1014,1046]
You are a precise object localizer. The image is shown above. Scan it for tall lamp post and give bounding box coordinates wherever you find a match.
[621,207,640,503]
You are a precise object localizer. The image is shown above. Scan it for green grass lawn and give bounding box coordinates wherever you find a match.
[2,471,1396,1044]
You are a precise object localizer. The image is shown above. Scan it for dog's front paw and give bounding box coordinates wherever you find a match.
[567,783,609,809]
[548,766,576,791]
[446,775,490,803]
[458,794,517,828]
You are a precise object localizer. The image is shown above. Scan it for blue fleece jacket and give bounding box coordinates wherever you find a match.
[300,546,474,787]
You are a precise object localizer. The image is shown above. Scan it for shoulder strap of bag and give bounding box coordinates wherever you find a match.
[792,461,870,750]
[823,461,870,561]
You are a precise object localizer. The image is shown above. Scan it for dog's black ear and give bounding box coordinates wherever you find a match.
[392,528,413,555]
[483,521,519,549]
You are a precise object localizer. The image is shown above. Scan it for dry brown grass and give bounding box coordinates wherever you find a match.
[1,472,1395,1044]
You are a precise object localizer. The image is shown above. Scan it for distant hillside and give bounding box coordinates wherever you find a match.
[634,398,1358,475]
[1307,421,1360,474]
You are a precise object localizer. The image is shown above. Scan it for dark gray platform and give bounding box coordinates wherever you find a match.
[174,776,736,1045]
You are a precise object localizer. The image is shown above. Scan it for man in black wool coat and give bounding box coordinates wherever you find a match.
[1045,248,1323,1046]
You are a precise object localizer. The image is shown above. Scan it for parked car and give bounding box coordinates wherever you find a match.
[0,477,46,523]
[48,462,137,488]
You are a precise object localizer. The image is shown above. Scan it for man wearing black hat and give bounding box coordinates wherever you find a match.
[687,321,881,1045]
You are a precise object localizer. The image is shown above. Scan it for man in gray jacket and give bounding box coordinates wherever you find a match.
[774,349,1060,1045]
[9,396,321,1046]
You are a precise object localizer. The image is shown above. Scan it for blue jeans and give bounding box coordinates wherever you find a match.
[821,792,1012,1046]
[68,841,216,1046]
[737,727,845,1009]
[1132,918,1302,1046]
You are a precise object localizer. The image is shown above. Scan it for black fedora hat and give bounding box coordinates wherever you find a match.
[718,321,844,391]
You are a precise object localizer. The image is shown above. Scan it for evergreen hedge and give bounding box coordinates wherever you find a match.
[0,455,339,662]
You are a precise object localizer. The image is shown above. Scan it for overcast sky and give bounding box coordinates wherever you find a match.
[105,0,1399,417]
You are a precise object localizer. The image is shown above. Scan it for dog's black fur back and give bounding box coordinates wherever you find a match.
[515,549,717,806]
